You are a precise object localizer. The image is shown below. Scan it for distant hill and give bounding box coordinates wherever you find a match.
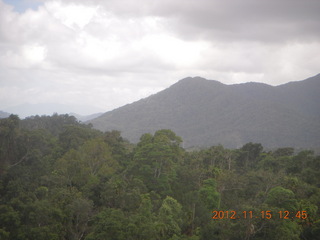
[5,103,104,119]
[89,74,320,149]
[70,112,103,122]
[0,111,10,119]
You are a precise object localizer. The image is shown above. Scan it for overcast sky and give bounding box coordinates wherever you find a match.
[1,0,319,117]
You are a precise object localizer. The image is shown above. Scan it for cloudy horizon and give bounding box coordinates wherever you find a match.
[1,0,319,117]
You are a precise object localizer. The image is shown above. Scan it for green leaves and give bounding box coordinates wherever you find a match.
[0,205,20,237]
[0,114,319,240]
[131,130,183,195]
[199,179,220,210]
[157,196,183,240]
[265,186,298,211]
[86,208,128,240]
[54,138,119,188]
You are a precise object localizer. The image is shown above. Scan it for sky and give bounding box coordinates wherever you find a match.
[0,0,319,117]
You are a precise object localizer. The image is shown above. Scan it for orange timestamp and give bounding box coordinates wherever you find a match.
[212,210,308,220]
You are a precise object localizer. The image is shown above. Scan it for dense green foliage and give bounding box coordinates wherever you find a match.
[0,114,319,239]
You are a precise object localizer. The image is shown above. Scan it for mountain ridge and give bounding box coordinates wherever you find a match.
[0,111,11,119]
[89,74,320,149]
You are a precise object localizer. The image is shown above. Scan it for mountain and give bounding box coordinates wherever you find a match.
[4,103,104,119]
[89,74,320,149]
[0,111,10,119]
[70,112,103,122]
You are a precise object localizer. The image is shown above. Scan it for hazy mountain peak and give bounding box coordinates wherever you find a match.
[0,110,11,119]
[175,76,223,85]
[89,74,320,150]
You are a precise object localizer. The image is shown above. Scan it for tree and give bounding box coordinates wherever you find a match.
[0,205,20,239]
[272,147,294,158]
[54,138,119,189]
[86,208,128,240]
[0,115,22,172]
[199,178,220,210]
[103,130,130,164]
[21,113,80,136]
[236,142,263,170]
[59,125,101,153]
[130,130,183,195]
[65,198,93,240]
[265,186,298,211]
[128,194,157,240]
[156,196,183,240]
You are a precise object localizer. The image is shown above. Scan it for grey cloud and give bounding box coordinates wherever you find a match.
[59,0,320,42]
[151,0,320,42]
[27,0,320,43]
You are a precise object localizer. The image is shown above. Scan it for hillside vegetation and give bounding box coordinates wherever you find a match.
[90,74,320,149]
[0,114,319,239]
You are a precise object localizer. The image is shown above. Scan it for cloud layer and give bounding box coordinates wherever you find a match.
[0,0,319,116]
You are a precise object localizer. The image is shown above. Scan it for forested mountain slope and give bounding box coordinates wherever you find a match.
[90,74,320,149]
